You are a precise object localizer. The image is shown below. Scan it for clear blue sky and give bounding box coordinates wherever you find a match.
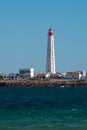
[0,0,87,73]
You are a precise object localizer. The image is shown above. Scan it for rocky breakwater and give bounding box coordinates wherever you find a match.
[0,79,87,87]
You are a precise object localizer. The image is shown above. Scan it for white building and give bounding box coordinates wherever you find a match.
[63,71,86,80]
[46,28,56,74]
[19,68,34,79]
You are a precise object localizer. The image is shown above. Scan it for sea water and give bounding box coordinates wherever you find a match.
[0,86,87,130]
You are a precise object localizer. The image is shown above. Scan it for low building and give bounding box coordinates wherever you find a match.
[35,73,51,79]
[0,73,4,80]
[3,73,20,80]
[75,71,86,78]
[49,73,62,79]
[63,71,86,80]
[36,72,62,79]
[19,68,34,79]
[64,72,82,80]
[3,74,8,80]
[8,73,17,79]
[36,73,47,79]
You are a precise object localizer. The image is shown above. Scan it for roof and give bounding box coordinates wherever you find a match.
[36,73,46,77]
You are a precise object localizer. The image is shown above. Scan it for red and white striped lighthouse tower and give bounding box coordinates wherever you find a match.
[46,28,56,74]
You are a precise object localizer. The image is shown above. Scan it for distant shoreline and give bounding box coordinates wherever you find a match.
[0,79,87,87]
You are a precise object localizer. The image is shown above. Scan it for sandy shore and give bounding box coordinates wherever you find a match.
[0,79,87,87]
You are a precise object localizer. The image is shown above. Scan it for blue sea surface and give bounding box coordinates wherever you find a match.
[0,86,87,130]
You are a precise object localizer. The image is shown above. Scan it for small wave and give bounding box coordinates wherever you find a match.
[72,109,77,111]
[60,86,64,88]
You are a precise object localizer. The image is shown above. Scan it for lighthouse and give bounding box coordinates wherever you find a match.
[46,28,56,74]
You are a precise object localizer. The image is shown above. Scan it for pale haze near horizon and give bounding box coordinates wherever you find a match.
[0,0,87,74]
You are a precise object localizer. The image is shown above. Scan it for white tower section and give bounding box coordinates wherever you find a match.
[46,28,56,74]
